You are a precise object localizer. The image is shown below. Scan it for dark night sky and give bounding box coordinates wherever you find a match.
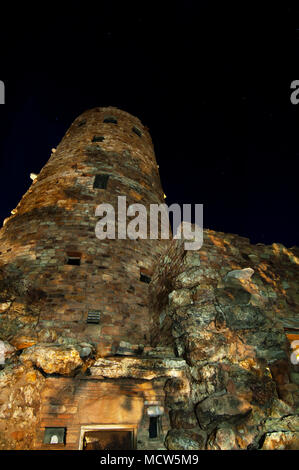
[0,2,298,247]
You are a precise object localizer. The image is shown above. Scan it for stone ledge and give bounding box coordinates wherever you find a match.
[90,356,187,380]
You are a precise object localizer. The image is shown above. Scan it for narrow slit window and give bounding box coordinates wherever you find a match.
[92,135,105,142]
[103,116,117,124]
[66,252,81,266]
[132,126,142,137]
[87,310,101,324]
[43,427,66,444]
[149,417,158,439]
[77,119,86,127]
[93,174,110,189]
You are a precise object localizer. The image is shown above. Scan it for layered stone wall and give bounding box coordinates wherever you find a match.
[0,107,168,353]
[150,229,299,449]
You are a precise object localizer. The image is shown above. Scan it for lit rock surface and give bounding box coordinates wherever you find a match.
[20,344,84,375]
[0,365,45,449]
[0,340,16,361]
[165,429,206,450]
[195,394,252,433]
[261,431,299,450]
[90,356,187,380]
[150,229,299,450]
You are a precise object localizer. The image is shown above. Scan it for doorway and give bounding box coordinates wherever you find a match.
[79,425,137,450]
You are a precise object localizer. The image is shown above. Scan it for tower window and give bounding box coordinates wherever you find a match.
[43,427,66,445]
[149,417,158,439]
[140,273,151,284]
[77,119,86,127]
[87,310,101,324]
[66,252,81,266]
[103,116,117,124]
[92,135,105,143]
[67,258,80,266]
[132,126,142,137]
[93,174,110,189]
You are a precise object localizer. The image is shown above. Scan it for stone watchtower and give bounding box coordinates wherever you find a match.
[0,107,167,353]
[0,108,298,451]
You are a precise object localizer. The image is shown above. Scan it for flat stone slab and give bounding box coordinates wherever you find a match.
[90,356,187,380]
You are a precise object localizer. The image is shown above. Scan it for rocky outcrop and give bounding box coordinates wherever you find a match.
[150,228,299,450]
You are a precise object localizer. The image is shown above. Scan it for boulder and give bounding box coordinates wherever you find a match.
[20,344,83,375]
[174,267,204,289]
[169,409,199,429]
[221,304,267,330]
[224,268,254,283]
[0,340,16,363]
[164,377,191,410]
[116,341,144,356]
[263,414,299,433]
[261,431,299,450]
[10,335,37,350]
[207,426,237,450]
[169,289,193,308]
[165,429,206,450]
[196,394,252,432]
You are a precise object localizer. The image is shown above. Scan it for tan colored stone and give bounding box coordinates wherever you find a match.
[261,431,299,450]
[20,344,83,375]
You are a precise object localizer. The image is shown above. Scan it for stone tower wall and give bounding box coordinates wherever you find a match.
[0,107,168,350]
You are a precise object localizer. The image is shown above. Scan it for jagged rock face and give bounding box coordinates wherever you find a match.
[150,230,299,450]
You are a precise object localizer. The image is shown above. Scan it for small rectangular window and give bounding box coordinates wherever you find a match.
[87,311,101,324]
[132,126,142,137]
[92,136,105,142]
[66,252,81,266]
[93,174,110,189]
[67,257,81,266]
[103,116,117,124]
[43,427,66,444]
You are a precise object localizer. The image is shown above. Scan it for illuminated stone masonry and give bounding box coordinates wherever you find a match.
[0,108,298,450]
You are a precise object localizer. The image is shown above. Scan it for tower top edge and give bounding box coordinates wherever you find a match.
[75,106,148,129]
